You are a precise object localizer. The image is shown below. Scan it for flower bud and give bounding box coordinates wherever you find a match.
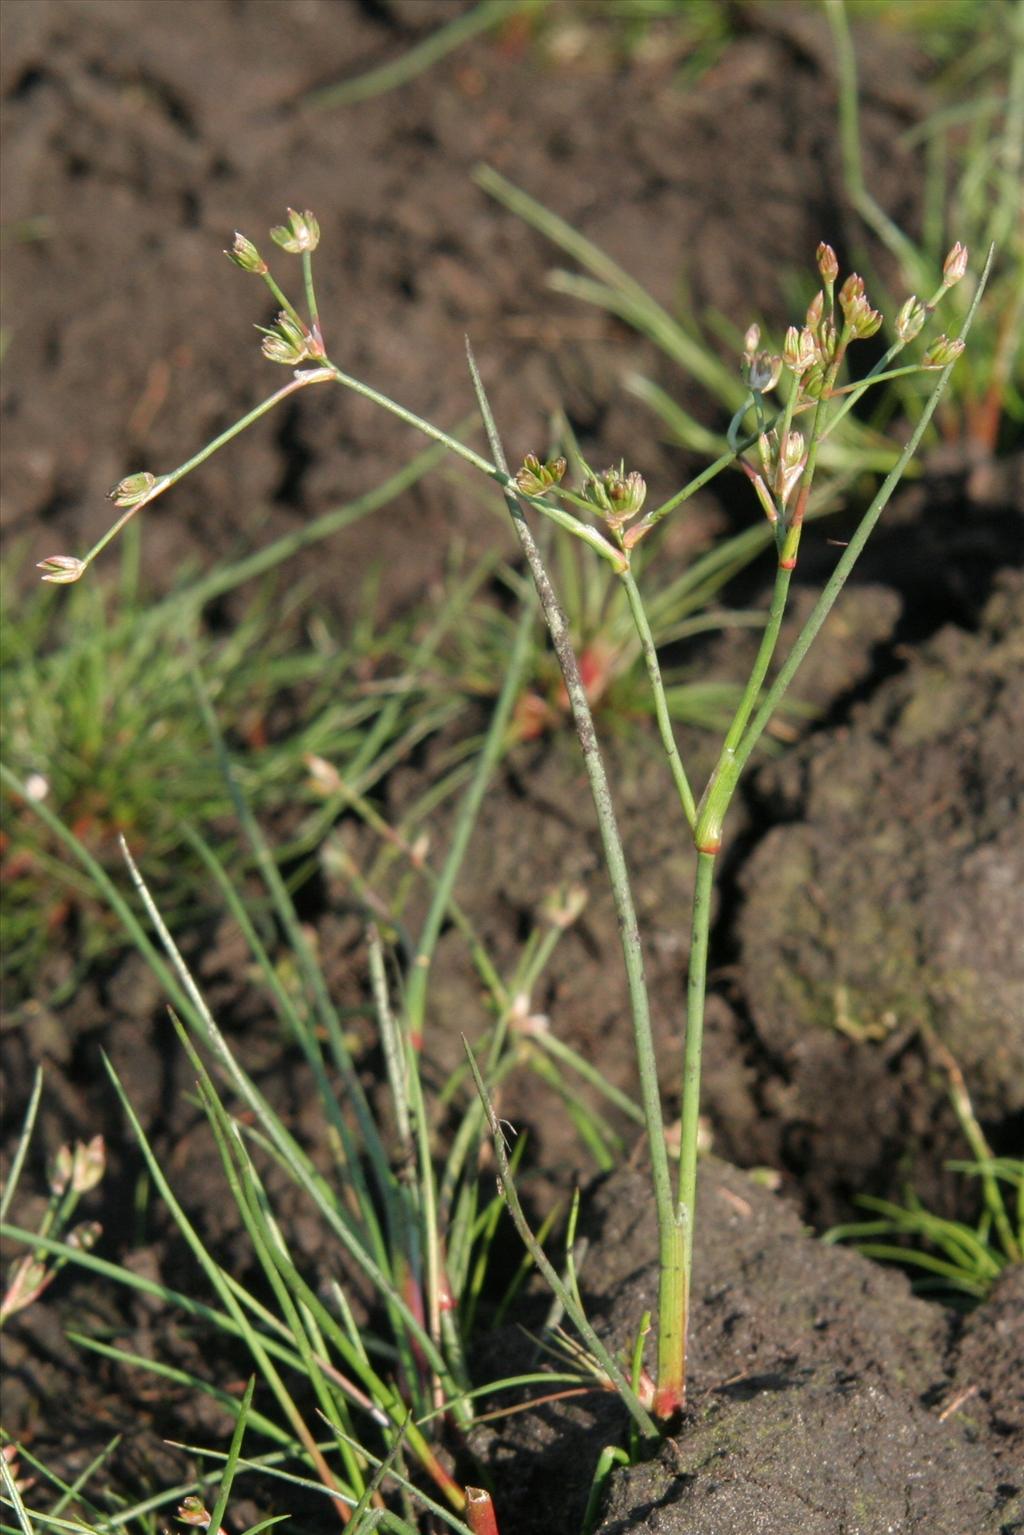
[49,1144,74,1197]
[777,430,806,508]
[805,291,825,330]
[270,208,320,254]
[814,320,839,363]
[66,1220,102,1252]
[109,471,157,507]
[942,241,968,287]
[757,430,777,481]
[37,554,85,585]
[784,326,817,376]
[801,362,828,400]
[838,273,865,321]
[0,1255,50,1322]
[839,275,882,339]
[259,312,311,366]
[816,242,839,285]
[895,296,926,343]
[71,1134,106,1193]
[850,301,883,339]
[177,1498,212,1529]
[743,323,761,360]
[780,429,805,469]
[541,882,588,930]
[748,350,782,393]
[747,468,778,527]
[921,334,965,368]
[224,232,267,274]
[514,453,567,496]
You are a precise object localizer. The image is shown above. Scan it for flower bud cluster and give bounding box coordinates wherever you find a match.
[583,462,647,529]
[49,1135,106,1196]
[514,453,567,496]
[783,325,817,377]
[838,274,883,339]
[921,334,966,368]
[259,311,318,366]
[754,427,806,518]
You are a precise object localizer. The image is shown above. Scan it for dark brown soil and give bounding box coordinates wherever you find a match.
[471,1160,1024,1534]
[2,3,1021,1533]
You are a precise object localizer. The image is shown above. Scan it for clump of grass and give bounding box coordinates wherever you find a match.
[1,443,473,1003]
[826,1027,1022,1303]
[3,188,984,1532]
[824,1158,1022,1303]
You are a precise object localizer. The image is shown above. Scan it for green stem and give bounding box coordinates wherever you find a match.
[693,398,827,855]
[619,567,696,829]
[672,849,715,1392]
[632,435,755,544]
[464,1045,659,1442]
[304,0,521,110]
[262,271,306,333]
[82,371,333,571]
[404,542,538,1050]
[465,341,681,1420]
[301,250,321,336]
[826,0,926,283]
[323,359,627,571]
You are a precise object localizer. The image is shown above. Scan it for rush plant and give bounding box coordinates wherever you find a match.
[14,201,985,1518]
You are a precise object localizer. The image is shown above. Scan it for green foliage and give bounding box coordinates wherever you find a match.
[825,1158,1023,1303]
[1,634,631,1527]
[0,547,459,1003]
[829,0,1023,450]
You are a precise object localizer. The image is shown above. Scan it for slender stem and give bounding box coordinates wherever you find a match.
[465,1487,500,1535]
[301,250,321,336]
[674,850,715,1371]
[826,0,926,283]
[261,271,306,333]
[399,573,536,1416]
[322,359,627,571]
[464,1044,659,1442]
[82,371,332,570]
[304,0,520,110]
[619,567,696,829]
[404,562,537,1049]
[921,1023,1021,1265]
[693,398,826,855]
[465,340,682,1419]
[632,431,758,544]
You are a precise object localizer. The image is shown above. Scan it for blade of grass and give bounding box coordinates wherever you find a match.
[0,1068,43,1222]
[463,1040,658,1441]
[304,0,527,110]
